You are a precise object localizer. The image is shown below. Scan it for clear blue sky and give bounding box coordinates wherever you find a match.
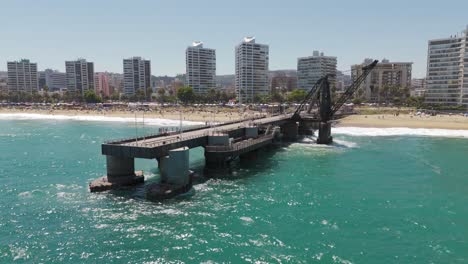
[1,0,467,78]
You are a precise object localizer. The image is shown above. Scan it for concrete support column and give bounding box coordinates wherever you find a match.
[159,147,190,187]
[317,121,333,144]
[205,133,232,168]
[106,156,136,184]
[282,122,298,141]
[89,155,143,192]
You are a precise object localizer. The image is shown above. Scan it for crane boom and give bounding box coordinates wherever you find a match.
[292,76,327,120]
[330,60,378,116]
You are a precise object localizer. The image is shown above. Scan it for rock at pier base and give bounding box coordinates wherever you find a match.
[89,171,144,192]
[145,171,194,201]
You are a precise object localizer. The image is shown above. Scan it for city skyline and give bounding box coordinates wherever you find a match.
[1,0,467,78]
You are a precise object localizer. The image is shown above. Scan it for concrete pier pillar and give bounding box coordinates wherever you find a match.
[146,147,192,201]
[106,156,135,183]
[159,147,190,186]
[205,133,232,168]
[282,122,298,141]
[89,156,144,192]
[317,121,333,144]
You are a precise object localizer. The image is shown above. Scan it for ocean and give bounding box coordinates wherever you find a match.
[1,114,468,263]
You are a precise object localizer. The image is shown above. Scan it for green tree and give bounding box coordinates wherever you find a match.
[51,93,61,103]
[177,86,195,105]
[83,90,102,103]
[110,91,120,101]
[287,89,307,103]
[135,89,146,102]
[271,92,285,103]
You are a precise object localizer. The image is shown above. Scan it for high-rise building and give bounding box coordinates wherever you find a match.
[235,37,269,103]
[65,59,94,95]
[95,72,111,97]
[425,26,468,106]
[123,57,151,96]
[411,78,427,97]
[297,51,337,92]
[0,71,7,92]
[7,59,38,93]
[186,41,216,94]
[336,70,352,92]
[351,59,412,101]
[39,69,66,91]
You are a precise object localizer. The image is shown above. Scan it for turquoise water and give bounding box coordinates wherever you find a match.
[1,119,468,263]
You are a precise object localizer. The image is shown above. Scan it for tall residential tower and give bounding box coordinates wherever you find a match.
[65,59,95,95]
[425,26,468,106]
[7,59,38,93]
[186,41,216,94]
[235,37,269,103]
[297,51,337,91]
[123,57,151,97]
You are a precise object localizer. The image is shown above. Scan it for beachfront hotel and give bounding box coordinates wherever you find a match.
[351,59,412,101]
[185,41,216,94]
[123,57,151,96]
[65,59,95,96]
[7,59,38,93]
[235,37,269,103]
[425,26,468,106]
[297,51,337,92]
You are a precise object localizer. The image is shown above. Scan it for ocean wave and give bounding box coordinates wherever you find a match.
[292,136,358,149]
[0,113,203,126]
[333,127,468,138]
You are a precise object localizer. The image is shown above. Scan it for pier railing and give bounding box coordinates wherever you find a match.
[102,114,277,145]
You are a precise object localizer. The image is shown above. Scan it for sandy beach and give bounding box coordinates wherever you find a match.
[337,114,468,130]
[1,107,468,130]
[0,107,259,123]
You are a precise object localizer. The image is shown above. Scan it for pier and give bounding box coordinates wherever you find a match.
[90,60,378,199]
[89,114,315,195]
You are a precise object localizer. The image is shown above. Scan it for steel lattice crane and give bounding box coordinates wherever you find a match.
[292,59,378,122]
[290,59,378,144]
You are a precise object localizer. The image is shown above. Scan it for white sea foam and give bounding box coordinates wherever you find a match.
[0,113,203,126]
[333,127,468,139]
[293,136,358,149]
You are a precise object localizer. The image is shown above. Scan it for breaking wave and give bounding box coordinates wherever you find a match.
[0,113,203,126]
[333,127,468,139]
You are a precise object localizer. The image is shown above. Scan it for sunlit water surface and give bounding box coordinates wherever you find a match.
[1,119,468,263]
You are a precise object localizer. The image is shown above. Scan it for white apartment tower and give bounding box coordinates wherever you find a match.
[65,59,95,95]
[235,37,269,103]
[297,51,337,91]
[426,26,468,106]
[7,59,38,93]
[186,41,216,94]
[123,57,151,96]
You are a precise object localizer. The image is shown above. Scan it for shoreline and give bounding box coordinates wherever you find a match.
[1,109,468,131]
[0,107,255,124]
[336,114,468,130]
